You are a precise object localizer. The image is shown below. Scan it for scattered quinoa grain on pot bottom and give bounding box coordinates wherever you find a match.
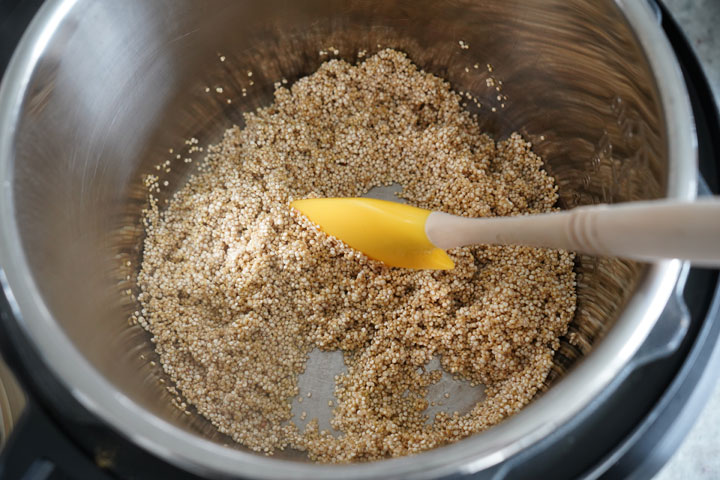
[137,49,576,462]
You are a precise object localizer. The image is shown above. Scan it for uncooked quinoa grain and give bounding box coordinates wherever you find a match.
[137,49,576,462]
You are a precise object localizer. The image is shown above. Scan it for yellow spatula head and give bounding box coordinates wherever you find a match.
[290,198,454,270]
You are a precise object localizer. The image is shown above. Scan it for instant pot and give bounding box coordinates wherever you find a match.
[0,1,718,479]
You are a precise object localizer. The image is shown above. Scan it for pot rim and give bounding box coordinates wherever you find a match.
[0,0,696,478]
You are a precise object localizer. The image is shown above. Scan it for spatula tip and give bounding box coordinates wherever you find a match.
[289,197,455,270]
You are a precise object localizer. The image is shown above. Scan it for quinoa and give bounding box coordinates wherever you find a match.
[136,49,576,462]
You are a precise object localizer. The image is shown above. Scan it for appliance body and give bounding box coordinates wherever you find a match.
[0,1,717,479]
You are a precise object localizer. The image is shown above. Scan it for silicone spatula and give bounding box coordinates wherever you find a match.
[290,197,720,270]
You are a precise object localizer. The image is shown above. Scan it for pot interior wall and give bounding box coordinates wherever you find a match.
[10,0,664,460]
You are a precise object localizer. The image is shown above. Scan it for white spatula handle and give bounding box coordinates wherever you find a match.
[426,198,720,267]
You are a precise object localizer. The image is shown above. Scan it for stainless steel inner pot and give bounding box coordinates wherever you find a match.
[0,0,696,478]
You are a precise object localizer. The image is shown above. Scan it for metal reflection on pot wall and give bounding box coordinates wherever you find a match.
[0,0,695,478]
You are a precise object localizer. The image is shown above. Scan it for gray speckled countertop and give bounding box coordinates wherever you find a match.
[655,1,720,479]
[665,0,720,100]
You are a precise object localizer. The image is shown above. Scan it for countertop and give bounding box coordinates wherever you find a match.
[655,1,720,479]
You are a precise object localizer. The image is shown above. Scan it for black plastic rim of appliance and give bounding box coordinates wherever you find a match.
[0,1,718,479]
